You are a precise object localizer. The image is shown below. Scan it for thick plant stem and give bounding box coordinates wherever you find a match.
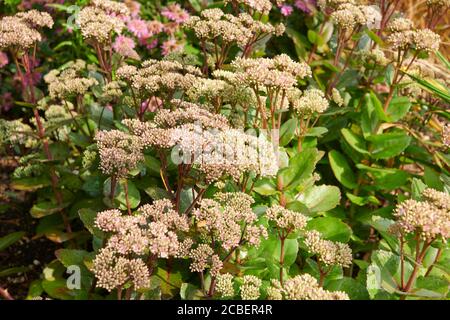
[123,179,132,216]
[279,236,285,285]
[13,53,71,234]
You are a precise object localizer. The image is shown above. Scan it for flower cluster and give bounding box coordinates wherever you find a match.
[112,35,140,60]
[193,192,267,251]
[92,200,191,291]
[226,54,311,90]
[123,101,279,182]
[185,8,285,48]
[44,60,98,99]
[215,273,235,297]
[304,230,353,267]
[0,118,37,149]
[266,204,308,232]
[116,59,202,101]
[189,244,222,277]
[76,0,129,43]
[290,88,329,115]
[392,188,450,239]
[240,275,262,300]
[267,274,349,300]
[0,10,53,50]
[387,18,441,53]
[94,129,143,178]
[92,247,150,291]
[224,0,274,14]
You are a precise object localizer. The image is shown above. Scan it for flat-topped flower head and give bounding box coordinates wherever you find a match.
[393,189,450,239]
[291,88,329,115]
[304,230,352,267]
[0,10,53,50]
[266,204,308,232]
[267,274,349,300]
[44,60,98,99]
[240,275,262,300]
[95,129,143,178]
[92,247,150,291]
[77,0,130,43]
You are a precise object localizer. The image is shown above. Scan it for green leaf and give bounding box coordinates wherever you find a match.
[326,277,370,300]
[346,193,380,206]
[411,178,427,200]
[296,185,341,213]
[253,177,278,196]
[367,131,411,159]
[328,150,358,189]
[361,94,380,138]
[306,217,352,242]
[10,177,51,191]
[79,209,104,238]
[406,73,450,103]
[415,276,449,298]
[0,231,25,251]
[0,266,30,278]
[30,201,70,219]
[278,148,318,190]
[366,250,407,299]
[356,164,409,190]
[55,249,90,267]
[386,97,411,122]
[279,118,297,146]
[341,128,369,155]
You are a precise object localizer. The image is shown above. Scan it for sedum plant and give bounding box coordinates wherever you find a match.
[0,0,448,301]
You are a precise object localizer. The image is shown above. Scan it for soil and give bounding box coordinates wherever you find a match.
[0,157,58,299]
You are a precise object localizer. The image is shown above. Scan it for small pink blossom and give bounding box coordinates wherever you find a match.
[161,39,183,56]
[294,0,316,14]
[127,19,149,40]
[161,3,190,24]
[0,92,13,113]
[113,35,140,60]
[0,51,9,68]
[147,20,164,37]
[280,5,294,16]
[125,0,141,18]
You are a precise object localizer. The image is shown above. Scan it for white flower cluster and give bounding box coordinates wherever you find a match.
[267,274,349,300]
[224,0,274,15]
[76,0,129,43]
[92,200,192,291]
[185,9,285,48]
[44,60,98,99]
[266,204,309,232]
[392,188,450,239]
[387,17,441,53]
[290,88,330,115]
[95,129,144,178]
[123,102,279,183]
[304,231,353,267]
[116,59,202,100]
[0,10,53,50]
[193,192,267,251]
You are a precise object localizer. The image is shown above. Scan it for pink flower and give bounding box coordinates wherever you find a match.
[0,92,13,113]
[127,19,149,39]
[113,35,140,60]
[161,39,183,56]
[147,20,164,37]
[280,5,294,16]
[0,51,9,68]
[294,0,316,14]
[141,96,162,114]
[124,0,141,18]
[161,3,190,24]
